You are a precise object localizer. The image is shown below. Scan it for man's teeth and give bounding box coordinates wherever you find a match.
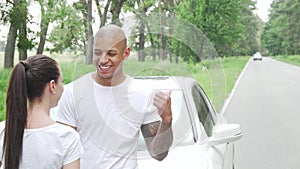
[100,65,110,69]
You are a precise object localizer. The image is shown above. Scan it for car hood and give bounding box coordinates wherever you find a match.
[137,144,211,169]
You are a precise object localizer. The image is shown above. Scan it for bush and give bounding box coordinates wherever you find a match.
[0,69,11,121]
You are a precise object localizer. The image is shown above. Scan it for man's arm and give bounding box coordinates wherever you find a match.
[141,91,173,161]
[141,120,173,161]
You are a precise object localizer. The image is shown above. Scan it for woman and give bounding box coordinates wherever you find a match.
[0,55,83,169]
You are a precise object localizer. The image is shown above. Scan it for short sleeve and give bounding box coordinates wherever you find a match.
[56,84,77,127]
[63,128,84,165]
[143,90,161,124]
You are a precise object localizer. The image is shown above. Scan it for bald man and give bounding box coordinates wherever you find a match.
[56,24,173,169]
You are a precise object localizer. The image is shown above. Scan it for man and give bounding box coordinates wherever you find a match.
[57,24,173,169]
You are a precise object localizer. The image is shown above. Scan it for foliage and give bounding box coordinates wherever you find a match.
[261,0,300,56]
[123,0,259,64]
[1,0,35,67]
[1,0,263,67]
[47,1,86,53]
[233,0,259,56]
[0,68,11,121]
[176,0,246,57]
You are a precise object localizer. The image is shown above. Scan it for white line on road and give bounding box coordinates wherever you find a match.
[220,58,251,116]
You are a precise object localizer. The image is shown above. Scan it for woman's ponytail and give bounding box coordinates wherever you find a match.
[3,62,28,169]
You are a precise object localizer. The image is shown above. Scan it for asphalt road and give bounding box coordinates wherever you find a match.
[223,57,300,169]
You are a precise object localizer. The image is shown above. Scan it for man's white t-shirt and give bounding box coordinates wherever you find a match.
[56,73,160,169]
[0,122,84,169]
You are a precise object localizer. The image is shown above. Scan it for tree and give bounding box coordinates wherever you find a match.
[281,0,300,54]
[47,1,85,54]
[17,0,30,61]
[110,0,126,26]
[4,23,17,68]
[233,0,259,56]
[175,0,246,60]
[77,0,93,64]
[36,0,56,54]
[124,0,158,62]
[95,0,111,27]
[2,0,32,68]
[261,0,300,55]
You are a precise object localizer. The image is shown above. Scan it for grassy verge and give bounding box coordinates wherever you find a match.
[0,56,249,120]
[272,55,300,67]
[188,56,249,111]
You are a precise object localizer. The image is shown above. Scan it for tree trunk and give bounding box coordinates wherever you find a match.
[79,0,93,64]
[80,0,88,40]
[101,0,111,28]
[198,38,204,62]
[18,22,28,61]
[85,0,93,64]
[175,50,178,64]
[110,0,125,26]
[158,0,165,60]
[4,24,18,68]
[94,0,102,23]
[37,20,49,54]
[169,47,172,63]
[138,23,145,62]
[17,0,29,61]
[37,3,50,54]
[146,23,156,61]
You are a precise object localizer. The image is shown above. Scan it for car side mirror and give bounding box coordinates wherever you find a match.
[208,124,242,147]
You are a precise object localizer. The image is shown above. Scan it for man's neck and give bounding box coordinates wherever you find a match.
[94,72,127,86]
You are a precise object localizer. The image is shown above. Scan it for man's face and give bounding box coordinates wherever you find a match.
[93,34,129,84]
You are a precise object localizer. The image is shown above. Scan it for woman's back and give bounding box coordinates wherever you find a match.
[0,122,83,169]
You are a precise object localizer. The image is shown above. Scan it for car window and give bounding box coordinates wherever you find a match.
[192,85,215,137]
[138,90,194,150]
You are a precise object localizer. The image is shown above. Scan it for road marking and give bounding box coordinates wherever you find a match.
[220,58,251,116]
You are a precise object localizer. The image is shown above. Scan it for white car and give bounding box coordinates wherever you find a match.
[135,76,242,169]
[253,52,263,61]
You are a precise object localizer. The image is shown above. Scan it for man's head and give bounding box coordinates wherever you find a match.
[93,24,130,86]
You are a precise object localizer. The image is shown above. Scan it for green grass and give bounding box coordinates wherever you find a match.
[0,55,250,121]
[272,55,300,67]
[0,68,11,121]
[188,56,250,111]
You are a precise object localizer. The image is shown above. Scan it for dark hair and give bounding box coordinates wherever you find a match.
[3,55,60,169]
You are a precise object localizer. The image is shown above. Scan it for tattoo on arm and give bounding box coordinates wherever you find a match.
[141,121,173,161]
[141,121,160,146]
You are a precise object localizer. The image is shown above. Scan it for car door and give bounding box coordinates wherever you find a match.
[191,84,234,169]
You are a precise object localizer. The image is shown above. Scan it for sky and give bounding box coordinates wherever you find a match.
[0,0,274,41]
[254,0,274,22]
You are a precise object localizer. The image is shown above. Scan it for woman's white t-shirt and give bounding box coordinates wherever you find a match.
[0,122,84,169]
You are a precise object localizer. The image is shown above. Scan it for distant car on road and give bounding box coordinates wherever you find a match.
[253,52,263,61]
[135,76,243,169]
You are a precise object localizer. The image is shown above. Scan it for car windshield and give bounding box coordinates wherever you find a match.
[137,90,194,150]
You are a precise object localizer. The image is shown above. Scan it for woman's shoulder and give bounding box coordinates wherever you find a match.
[52,123,78,136]
[43,123,80,149]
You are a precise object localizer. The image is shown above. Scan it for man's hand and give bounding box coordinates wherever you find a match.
[153,90,172,124]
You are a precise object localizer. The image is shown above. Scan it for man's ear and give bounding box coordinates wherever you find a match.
[124,47,130,60]
[49,80,56,94]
